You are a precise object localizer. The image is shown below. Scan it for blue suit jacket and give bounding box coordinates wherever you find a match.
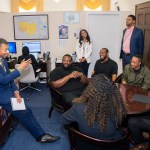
[0,59,20,104]
[120,27,144,59]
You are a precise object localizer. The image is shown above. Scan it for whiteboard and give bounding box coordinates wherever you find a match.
[87,12,130,77]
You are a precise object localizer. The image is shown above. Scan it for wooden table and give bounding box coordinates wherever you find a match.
[118,84,150,115]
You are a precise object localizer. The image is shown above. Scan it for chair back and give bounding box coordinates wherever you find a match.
[15,64,38,84]
[115,73,123,83]
[67,126,129,150]
[49,82,68,112]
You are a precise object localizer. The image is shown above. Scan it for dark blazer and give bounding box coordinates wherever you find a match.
[61,103,122,140]
[0,58,20,104]
[120,27,144,59]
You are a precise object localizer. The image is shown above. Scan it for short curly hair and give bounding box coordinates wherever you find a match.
[80,74,126,132]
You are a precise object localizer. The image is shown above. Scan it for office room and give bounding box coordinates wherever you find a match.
[0,0,150,150]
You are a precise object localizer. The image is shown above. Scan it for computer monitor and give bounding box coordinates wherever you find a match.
[8,42,17,54]
[30,53,38,60]
[22,41,41,53]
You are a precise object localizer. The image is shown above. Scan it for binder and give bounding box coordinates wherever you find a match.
[11,98,26,111]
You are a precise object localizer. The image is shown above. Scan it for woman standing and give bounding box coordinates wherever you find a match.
[76,29,92,77]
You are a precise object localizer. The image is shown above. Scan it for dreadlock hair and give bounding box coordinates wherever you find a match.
[81,74,126,132]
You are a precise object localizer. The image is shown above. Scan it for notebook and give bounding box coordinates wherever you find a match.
[133,94,150,104]
[11,98,26,111]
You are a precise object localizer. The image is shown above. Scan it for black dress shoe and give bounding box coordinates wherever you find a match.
[37,134,60,143]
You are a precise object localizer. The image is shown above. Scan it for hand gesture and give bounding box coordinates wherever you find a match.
[19,59,31,70]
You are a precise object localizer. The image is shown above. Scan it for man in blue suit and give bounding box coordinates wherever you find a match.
[0,38,60,143]
[120,15,144,69]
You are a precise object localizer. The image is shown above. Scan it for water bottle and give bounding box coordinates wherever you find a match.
[72,52,76,62]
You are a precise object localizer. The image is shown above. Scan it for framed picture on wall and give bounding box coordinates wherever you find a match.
[13,14,49,40]
[64,12,80,24]
[59,25,68,39]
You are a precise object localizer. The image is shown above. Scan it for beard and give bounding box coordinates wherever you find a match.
[62,64,73,70]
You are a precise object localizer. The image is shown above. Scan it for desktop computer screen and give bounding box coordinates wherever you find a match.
[30,53,38,60]
[8,42,17,54]
[22,41,41,53]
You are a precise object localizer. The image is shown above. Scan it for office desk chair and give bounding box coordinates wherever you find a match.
[67,125,129,150]
[15,64,42,100]
[48,82,68,117]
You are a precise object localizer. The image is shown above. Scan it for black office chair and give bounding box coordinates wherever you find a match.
[67,125,129,150]
[115,73,123,83]
[48,82,68,117]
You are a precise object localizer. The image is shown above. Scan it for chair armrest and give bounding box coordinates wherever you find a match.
[36,68,41,73]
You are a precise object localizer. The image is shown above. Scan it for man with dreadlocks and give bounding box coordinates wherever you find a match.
[61,74,126,140]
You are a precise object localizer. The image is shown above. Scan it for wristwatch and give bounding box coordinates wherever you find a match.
[17,67,22,73]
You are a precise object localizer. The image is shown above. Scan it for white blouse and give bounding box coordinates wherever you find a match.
[76,40,92,63]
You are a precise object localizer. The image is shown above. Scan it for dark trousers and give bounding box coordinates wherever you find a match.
[128,114,150,144]
[78,61,90,77]
[1,102,45,139]
[122,53,132,70]
[62,89,83,107]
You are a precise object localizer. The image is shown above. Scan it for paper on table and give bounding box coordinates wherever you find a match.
[133,94,150,103]
[11,98,26,111]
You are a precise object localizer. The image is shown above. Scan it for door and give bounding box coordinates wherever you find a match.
[136,1,150,69]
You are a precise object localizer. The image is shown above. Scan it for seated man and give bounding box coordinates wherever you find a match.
[50,54,88,107]
[128,114,150,150]
[18,46,42,73]
[0,38,60,143]
[92,48,118,81]
[122,55,150,90]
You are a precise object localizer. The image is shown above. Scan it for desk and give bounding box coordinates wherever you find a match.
[118,84,150,115]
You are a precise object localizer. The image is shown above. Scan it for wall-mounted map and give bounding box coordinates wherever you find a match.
[13,14,49,40]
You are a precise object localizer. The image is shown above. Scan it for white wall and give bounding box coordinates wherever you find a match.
[44,0,76,11]
[0,0,11,12]
[1,0,148,14]
[0,11,86,70]
[110,0,149,14]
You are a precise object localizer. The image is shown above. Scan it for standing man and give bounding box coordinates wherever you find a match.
[92,48,118,81]
[0,38,60,143]
[120,15,144,69]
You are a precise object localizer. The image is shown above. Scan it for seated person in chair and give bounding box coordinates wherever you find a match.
[50,54,88,107]
[128,113,150,150]
[0,38,60,143]
[122,55,150,90]
[92,48,118,81]
[61,74,126,140]
[18,46,42,73]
